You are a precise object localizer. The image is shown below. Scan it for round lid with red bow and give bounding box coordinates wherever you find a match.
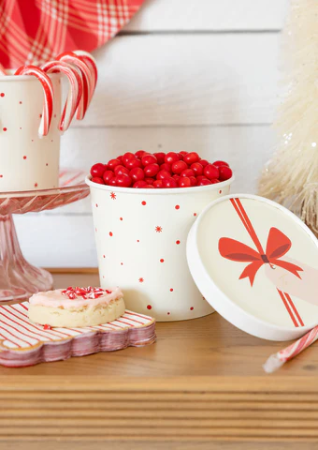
[187,194,318,341]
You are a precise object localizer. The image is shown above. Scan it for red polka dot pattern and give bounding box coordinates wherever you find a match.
[92,178,226,320]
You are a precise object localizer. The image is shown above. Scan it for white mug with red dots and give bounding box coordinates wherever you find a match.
[0,74,61,192]
[86,178,233,321]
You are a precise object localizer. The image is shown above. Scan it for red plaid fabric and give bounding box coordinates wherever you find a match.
[0,0,145,69]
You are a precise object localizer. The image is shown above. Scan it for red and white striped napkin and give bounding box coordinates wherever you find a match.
[0,302,156,367]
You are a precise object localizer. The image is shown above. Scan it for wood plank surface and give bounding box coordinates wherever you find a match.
[1,272,318,447]
[125,0,288,31]
[80,34,280,126]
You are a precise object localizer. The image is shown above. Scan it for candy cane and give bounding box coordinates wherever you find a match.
[42,61,83,133]
[57,52,93,120]
[73,50,98,103]
[15,65,54,137]
[263,326,318,373]
[0,63,7,76]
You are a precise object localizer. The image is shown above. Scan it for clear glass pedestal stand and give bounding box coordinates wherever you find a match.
[0,170,89,302]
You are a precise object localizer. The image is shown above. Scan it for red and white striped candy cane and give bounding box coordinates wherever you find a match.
[57,52,93,120]
[15,65,54,137]
[42,61,83,133]
[263,326,318,373]
[0,63,7,76]
[73,50,98,104]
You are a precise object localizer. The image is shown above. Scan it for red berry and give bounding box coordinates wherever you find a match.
[219,166,233,181]
[190,162,203,176]
[199,159,209,167]
[180,169,194,178]
[178,153,184,160]
[184,152,199,165]
[90,163,106,178]
[160,163,172,172]
[114,165,129,175]
[210,179,220,184]
[154,152,166,165]
[133,180,148,188]
[196,176,204,183]
[162,177,178,188]
[153,180,163,188]
[141,154,157,166]
[115,173,132,187]
[165,152,180,164]
[145,177,154,185]
[107,159,121,170]
[179,151,188,157]
[135,150,145,159]
[126,158,142,169]
[198,178,212,186]
[172,174,180,182]
[212,160,229,168]
[109,178,117,186]
[122,152,135,166]
[130,167,145,182]
[144,163,159,177]
[157,170,171,180]
[146,184,155,188]
[189,176,197,186]
[117,156,123,163]
[203,164,219,180]
[103,170,115,184]
[178,177,191,188]
[91,176,104,185]
[171,160,187,174]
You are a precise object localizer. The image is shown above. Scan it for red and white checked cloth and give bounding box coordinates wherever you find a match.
[0,0,146,69]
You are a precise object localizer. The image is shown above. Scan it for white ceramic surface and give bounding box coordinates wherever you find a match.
[87,177,233,321]
[0,74,61,192]
[187,194,318,341]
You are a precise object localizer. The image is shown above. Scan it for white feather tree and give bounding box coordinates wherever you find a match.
[259,0,318,234]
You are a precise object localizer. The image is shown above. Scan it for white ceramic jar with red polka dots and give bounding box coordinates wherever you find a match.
[87,177,234,321]
[0,74,61,192]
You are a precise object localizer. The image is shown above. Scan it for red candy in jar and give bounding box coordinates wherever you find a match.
[90,152,232,189]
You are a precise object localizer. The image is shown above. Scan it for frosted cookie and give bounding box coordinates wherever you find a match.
[28,287,125,328]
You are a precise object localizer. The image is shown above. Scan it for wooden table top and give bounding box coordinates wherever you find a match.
[1,271,318,449]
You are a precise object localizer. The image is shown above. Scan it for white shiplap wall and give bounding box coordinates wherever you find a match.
[15,0,289,268]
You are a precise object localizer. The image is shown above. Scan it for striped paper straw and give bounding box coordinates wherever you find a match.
[263,326,318,373]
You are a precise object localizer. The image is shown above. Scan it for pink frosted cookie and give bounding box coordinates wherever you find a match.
[28,287,125,328]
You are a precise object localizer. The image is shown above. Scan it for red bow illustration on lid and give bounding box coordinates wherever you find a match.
[219,227,303,286]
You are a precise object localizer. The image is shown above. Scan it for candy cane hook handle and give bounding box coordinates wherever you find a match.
[15,65,54,137]
[42,61,83,133]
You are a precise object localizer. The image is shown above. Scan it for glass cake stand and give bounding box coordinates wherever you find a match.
[0,170,90,302]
